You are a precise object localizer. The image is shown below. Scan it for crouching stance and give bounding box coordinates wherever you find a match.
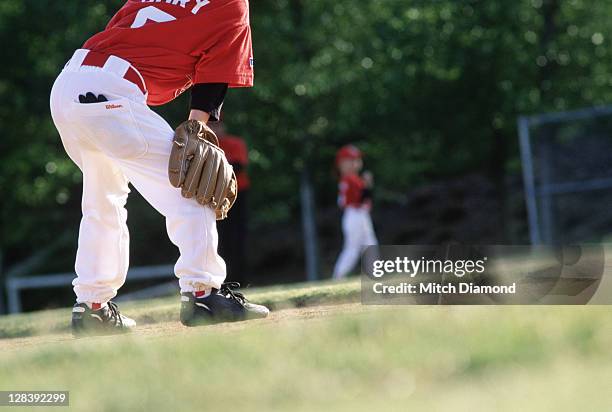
[50,0,268,336]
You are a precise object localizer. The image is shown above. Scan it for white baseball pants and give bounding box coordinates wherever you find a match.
[50,51,226,304]
[333,206,378,279]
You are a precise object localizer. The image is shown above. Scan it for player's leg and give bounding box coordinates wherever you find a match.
[74,148,131,304]
[112,102,268,324]
[51,76,129,304]
[51,72,138,335]
[56,136,132,298]
[359,210,379,271]
[71,158,134,337]
[111,102,227,292]
[51,125,132,304]
[333,208,363,279]
[52,90,138,305]
[362,210,378,247]
[51,114,135,336]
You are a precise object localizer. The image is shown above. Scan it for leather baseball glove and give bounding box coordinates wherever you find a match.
[168,120,237,220]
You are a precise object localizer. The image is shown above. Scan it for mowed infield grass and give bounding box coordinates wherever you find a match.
[0,280,611,411]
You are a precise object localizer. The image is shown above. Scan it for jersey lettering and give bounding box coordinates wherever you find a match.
[191,0,210,14]
[141,0,189,7]
[131,6,176,28]
[139,0,210,15]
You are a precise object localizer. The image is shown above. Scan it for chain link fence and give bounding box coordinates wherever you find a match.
[519,105,612,244]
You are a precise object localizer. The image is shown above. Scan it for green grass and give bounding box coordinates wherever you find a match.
[1,280,612,411]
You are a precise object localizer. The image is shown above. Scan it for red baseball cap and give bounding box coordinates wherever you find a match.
[335,144,362,166]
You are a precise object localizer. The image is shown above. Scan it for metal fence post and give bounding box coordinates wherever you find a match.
[0,249,5,314]
[301,166,319,281]
[6,278,22,314]
[518,116,542,245]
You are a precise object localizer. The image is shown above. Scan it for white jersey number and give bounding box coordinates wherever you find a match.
[130,6,177,28]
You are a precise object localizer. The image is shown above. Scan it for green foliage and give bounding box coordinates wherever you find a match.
[224,0,612,216]
[1,0,612,267]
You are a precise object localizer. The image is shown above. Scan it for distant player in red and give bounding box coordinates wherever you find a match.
[50,0,268,336]
[210,118,251,284]
[333,145,378,279]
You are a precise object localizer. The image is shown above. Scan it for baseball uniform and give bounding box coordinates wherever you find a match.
[333,173,378,279]
[50,0,253,305]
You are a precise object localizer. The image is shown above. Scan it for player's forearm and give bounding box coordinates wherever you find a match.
[189,83,228,122]
[189,109,211,123]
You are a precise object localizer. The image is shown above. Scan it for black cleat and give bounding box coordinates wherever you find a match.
[71,301,136,337]
[180,282,270,326]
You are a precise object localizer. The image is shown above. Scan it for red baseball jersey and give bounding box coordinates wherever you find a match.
[219,135,250,190]
[84,0,254,106]
[338,174,367,209]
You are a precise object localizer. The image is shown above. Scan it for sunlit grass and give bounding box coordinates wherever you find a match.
[1,281,611,410]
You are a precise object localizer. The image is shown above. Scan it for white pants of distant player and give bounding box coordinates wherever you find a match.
[50,50,226,304]
[333,206,378,279]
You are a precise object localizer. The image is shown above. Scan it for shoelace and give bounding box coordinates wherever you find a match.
[106,301,124,327]
[219,282,247,305]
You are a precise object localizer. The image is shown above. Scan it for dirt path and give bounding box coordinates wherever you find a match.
[0,303,381,351]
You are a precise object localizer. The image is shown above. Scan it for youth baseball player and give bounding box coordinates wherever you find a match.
[333,145,379,279]
[49,0,268,335]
